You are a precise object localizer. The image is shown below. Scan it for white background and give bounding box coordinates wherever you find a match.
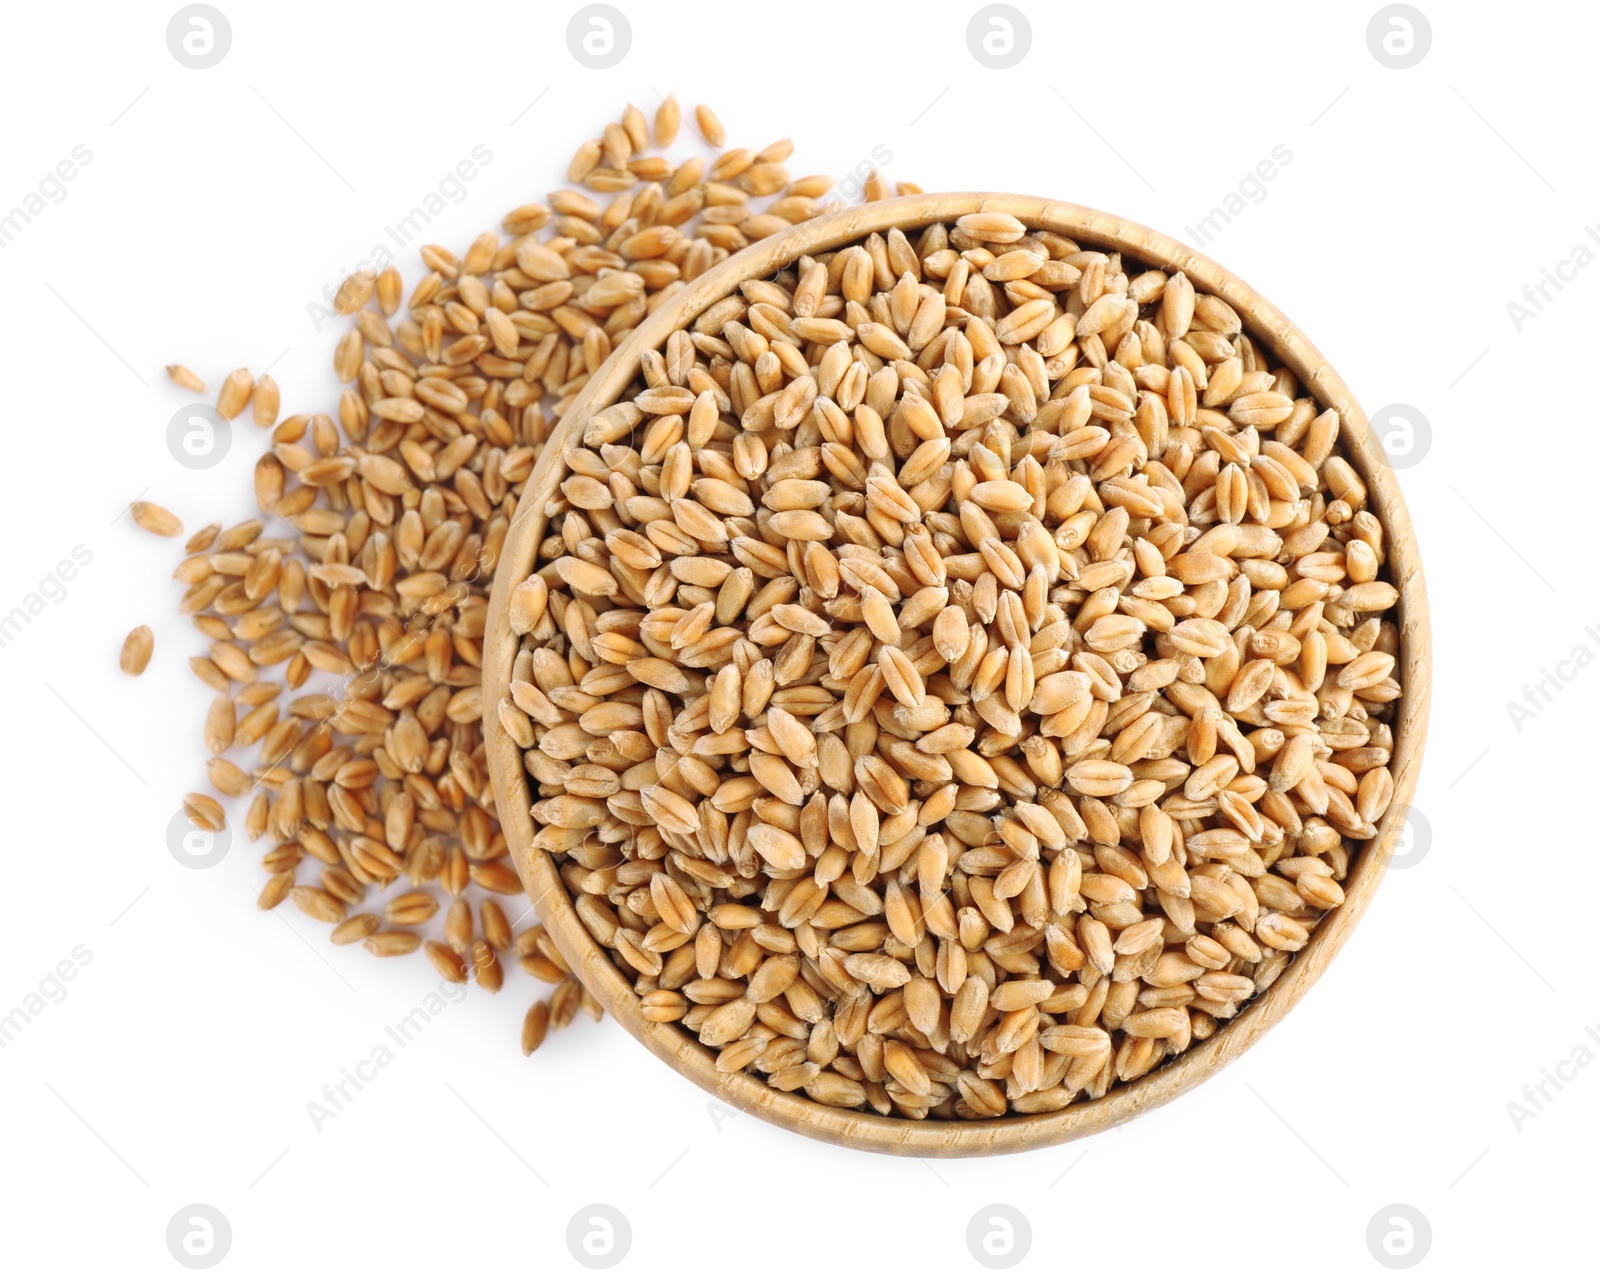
[0,0,1591,1270]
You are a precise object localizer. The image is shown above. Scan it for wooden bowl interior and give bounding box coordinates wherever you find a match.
[483,193,1431,1156]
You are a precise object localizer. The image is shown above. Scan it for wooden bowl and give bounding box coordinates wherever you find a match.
[482,193,1431,1156]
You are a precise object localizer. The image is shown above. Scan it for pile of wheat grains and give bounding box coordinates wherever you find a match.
[506,210,1404,1117]
[160,98,918,1056]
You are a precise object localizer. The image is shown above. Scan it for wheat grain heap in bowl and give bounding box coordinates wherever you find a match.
[484,193,1429,1155]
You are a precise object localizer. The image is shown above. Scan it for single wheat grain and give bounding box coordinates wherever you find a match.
[132,501,183,537]
[120,625,154,675]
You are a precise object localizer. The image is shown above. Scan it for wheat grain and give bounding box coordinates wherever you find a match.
[251,374,281,429]
[166,364,206,392]
[694,104,725,147]
[132,501,182,537]
[216,368,254,420]
[365,930,422,957]
[120,625,153,675]
[331,913,380,944]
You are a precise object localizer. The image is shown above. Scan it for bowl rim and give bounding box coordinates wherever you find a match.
[482,192,1432,1156]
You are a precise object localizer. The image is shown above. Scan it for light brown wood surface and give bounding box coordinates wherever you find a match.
[482,194,1432,1156]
